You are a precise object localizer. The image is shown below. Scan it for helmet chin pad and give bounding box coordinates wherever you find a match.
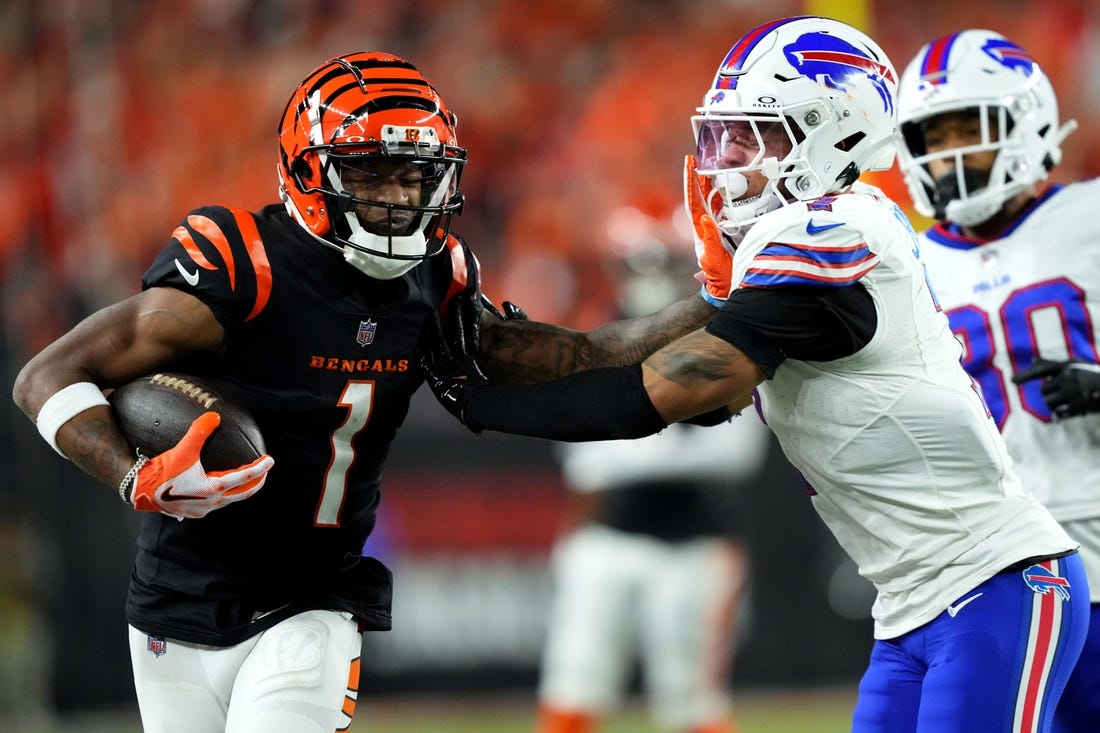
[343,235,426,280]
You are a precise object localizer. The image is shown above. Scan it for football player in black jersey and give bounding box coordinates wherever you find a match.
[12,52,716,731]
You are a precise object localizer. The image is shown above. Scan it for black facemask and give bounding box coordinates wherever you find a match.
[930,166,991,221]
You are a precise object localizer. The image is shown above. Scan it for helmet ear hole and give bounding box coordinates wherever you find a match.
[836,162,860,188]
[835,132,865,152]
[784,116,807,145]
[291,158,312,182]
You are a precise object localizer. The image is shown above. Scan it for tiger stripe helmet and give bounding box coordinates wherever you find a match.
[277,52,466,279]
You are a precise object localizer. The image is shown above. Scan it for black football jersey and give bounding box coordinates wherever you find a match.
[126,203,479,645]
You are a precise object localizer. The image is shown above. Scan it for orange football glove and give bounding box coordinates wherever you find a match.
[129,412,274,520]
[684,154,733,304]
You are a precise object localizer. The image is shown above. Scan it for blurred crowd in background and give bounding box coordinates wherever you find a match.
[2,0,1100,722]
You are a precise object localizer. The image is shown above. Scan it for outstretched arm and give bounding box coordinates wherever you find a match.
[478,294,717,384]
[471,154,732,386]
[422,323,764,442]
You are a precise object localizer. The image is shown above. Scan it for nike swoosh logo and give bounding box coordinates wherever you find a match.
[160,484,203,502]
[174,259,200,286]
[946,592,984,617]
[805,219,845,235]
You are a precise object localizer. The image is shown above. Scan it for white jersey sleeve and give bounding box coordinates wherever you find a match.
[733,183,1075,639]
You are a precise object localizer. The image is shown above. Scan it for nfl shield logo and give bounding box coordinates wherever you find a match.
[357,319,377,346]
[147,634,167,657]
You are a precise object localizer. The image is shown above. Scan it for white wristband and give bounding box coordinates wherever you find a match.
[36,382,110,458]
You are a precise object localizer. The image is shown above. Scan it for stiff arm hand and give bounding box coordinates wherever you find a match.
[1012,357,1100,418]
[127,412,274,520]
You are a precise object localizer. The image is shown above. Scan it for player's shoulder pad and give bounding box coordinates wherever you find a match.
[1043,178,1100,216]
[168,205,273,322]
[737,193,881,289]
[442,231,481,294]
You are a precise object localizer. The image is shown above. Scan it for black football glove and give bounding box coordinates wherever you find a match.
[481,295,530,322]
[501,300,529,321]
[420,306,488,431]
[1012,357,1100,419]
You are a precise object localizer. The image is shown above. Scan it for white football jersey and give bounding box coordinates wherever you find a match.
[731,182,1075,639]
[558,417,770,494]
[919,179,1100,601]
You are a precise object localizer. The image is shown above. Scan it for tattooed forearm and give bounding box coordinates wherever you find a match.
[641,329,763,421]
[58,410,137,490]
[480,295,716,384]
[647,334,737,389]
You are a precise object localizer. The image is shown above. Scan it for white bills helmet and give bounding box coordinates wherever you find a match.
[896,30,1076,226]
[693,16,899,233]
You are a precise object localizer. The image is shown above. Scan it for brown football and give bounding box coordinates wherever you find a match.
[108,373,265,470]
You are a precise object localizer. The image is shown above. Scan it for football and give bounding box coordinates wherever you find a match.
[108,372,266,470]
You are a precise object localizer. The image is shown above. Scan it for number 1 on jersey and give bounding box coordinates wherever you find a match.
[316,380,375,527]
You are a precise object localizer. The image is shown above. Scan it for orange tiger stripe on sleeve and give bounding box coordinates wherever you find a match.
[341,656,361,718]
[170,226,220,271]
[346,656,361,688]
[186,214,238,290]
[230,209,273,322]
[444,234,476,303]
[176,211,272,322]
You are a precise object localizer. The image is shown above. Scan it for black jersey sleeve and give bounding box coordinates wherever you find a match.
[705,284,877,377]
[142,205,272,339]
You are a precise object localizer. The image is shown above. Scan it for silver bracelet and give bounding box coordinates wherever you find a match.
[119,453,149,505]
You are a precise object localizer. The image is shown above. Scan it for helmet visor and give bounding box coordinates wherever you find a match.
[694,116,789,171]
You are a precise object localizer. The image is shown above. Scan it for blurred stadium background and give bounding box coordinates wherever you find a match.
[2,0,1098,730]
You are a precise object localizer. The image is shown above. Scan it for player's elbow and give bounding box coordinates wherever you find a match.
[641,356,762,424]
[12,359,41,419]
[11,352,70,421]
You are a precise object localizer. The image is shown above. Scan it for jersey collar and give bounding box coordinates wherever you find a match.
[924,184,1063,250]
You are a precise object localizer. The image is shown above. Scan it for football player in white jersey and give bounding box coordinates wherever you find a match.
[536,236,768,733]
[896,29,1100,733]
[423,16,1089,733]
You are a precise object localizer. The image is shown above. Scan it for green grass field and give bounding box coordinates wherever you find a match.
[24,686,855,733]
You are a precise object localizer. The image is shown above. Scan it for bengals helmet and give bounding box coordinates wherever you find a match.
[277,52,466,279]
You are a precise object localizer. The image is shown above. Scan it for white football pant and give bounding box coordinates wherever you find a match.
[129,609,361,733]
